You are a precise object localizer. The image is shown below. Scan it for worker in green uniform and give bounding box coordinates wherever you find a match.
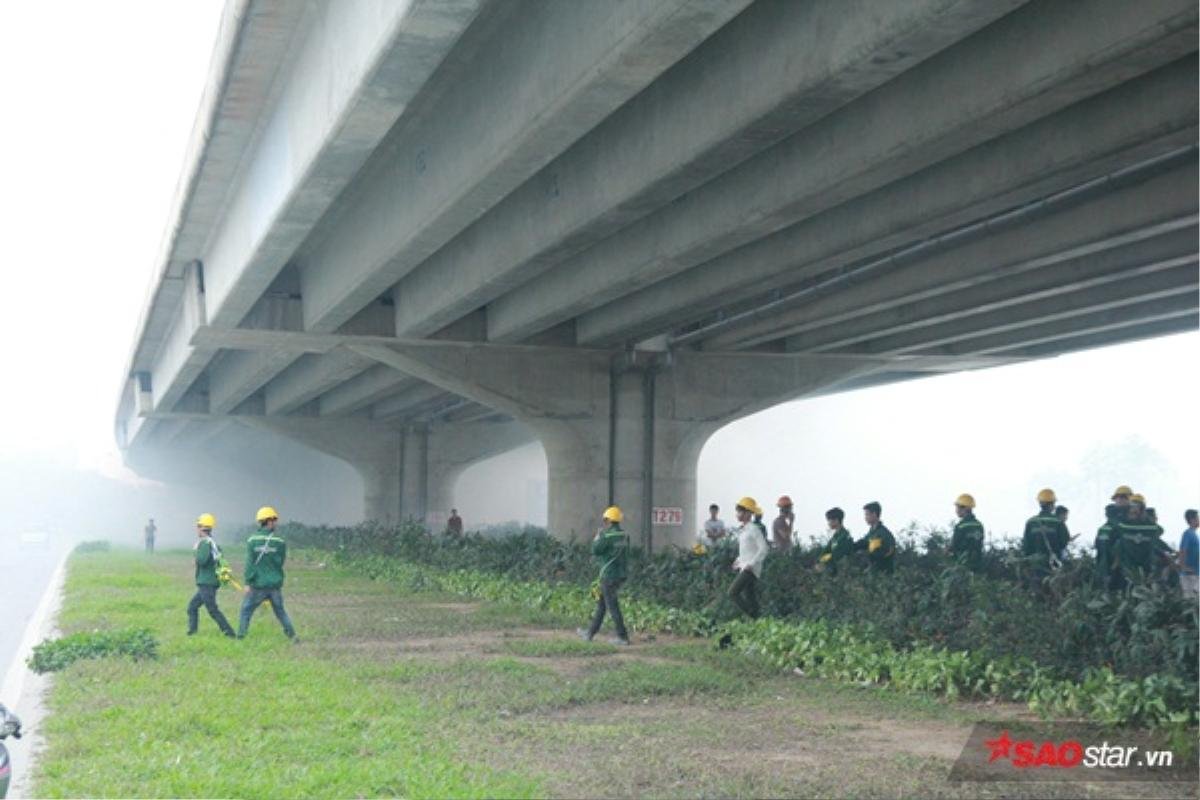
[187,513,235,637]
[1094,507,1122,590]
[578,505,631,645]
[817,507,854,575]
[1022,488,1069,575]
[950,493,985,571]
[1114,494,1172,586]
[854,501,896,574]
[237,505,298,642]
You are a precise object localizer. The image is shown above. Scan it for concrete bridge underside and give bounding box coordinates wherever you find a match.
[116,0,1199,547]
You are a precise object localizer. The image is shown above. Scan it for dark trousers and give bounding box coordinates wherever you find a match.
[587,579,628,640]
[730,569,760,618]
[238,587,296,639]
[187,585,234,635]
[145,537,154,554]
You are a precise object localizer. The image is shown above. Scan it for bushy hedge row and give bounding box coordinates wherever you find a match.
[276,521,1197,688]
[332,552,1197,746]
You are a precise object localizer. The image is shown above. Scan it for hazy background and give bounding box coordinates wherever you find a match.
[1,1,1196,553]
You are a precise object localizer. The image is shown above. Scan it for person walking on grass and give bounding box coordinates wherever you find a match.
[144,517,156,554]
[578,505,631,645]
[238,506,298,643]
[729,496,768,618]
[187,513,235,638]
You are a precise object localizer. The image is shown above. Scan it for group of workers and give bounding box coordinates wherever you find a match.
[178,487,1197,647]
[183,506,299,642]
[577,487,1198,645]
[690,487,1198,598]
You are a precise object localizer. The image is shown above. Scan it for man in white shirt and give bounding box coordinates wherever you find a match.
[729,496,768,618]
[699,503,726,547]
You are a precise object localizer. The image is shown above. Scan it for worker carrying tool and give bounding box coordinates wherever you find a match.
[186,513,236,638]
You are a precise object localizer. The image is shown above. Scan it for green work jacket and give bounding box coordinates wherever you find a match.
[1115,519,1169,573]
[950,515,985,570]
[194,537,220,587]
[592,525,629,582]
[821,527,854,574]
[855,523,896,574]
[1022,512,1068,560]
[245,528,287,589]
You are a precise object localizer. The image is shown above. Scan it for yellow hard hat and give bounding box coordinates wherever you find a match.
[1111,485,1133,499]
[602,505,623,523]
[1130,493,1146,506]
[954,493,976,509]
[196,512,216,529]
[1036,488,1056,504]
[736,496,762,516]
[255,506,279,523]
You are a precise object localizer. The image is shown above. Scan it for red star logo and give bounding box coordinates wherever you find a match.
[984,730,1013,763]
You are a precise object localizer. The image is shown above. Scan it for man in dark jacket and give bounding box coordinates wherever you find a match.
[855,501,896,574]
[237,506,298,642]
[950,494,985,571]
[818,507,854,575]
[187,513,235,637]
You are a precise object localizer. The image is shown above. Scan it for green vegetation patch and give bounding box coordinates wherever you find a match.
[34,551,539,800]
[27,628,157,674]
[36,547,1195,800]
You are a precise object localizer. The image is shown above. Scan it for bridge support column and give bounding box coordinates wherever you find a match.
[240,417,406,524]
[239,414,535,527]
[351,341,914,549]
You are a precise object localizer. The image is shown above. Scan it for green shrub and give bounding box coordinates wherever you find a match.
[332,550,1197,737]
[281,520,1197,688]
[27,628,158,674]
[73,540,110,554]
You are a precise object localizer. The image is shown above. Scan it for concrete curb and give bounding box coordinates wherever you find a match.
[2,552,68,800]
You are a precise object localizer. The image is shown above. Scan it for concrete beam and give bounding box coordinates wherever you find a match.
[200,0,485,330]
[995,314,1198,359]
[371,383,448,420]
[208,294,304,414]
[390,0,1021,338]
[794,231,1197,352]
[263,350,375,416]
[148,261,208,414]
[318,365,414,417]
[574,56,1199,348]
[298,0,753,333]
[853,263,1198,355]
[348,341,611,421]
[925,293,1199,357]
[699,163,1199,350]
[143,0,484,424]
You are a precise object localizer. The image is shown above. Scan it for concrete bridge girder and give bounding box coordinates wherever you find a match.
[706,161,1200,351]
[486,0,1199,344]
[575,55,1199,348]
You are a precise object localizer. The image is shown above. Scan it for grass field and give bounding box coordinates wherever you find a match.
[30,549,1194,799]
